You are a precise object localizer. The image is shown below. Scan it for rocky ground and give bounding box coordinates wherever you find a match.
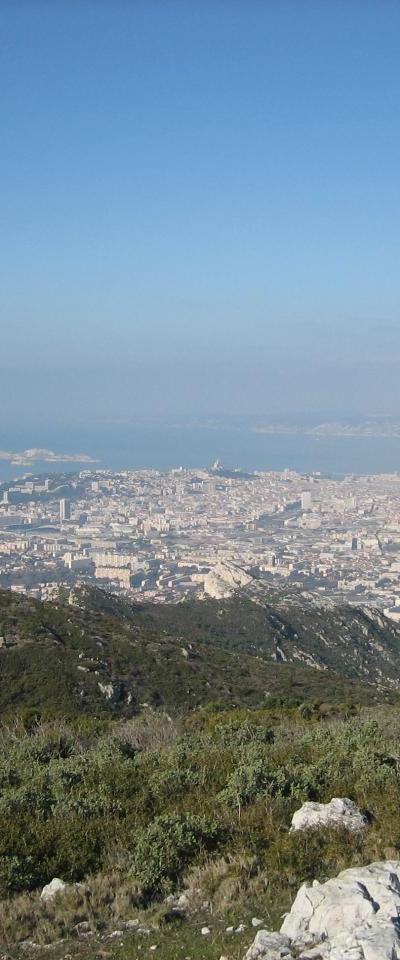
[5,856,400,960]
[245,859,400,959]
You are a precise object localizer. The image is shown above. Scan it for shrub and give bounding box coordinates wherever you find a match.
[0,816,106,895]
[129,813,224,895]
[111,711,181,756]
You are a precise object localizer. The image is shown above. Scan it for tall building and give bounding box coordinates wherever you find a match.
[60,498,71,522]
[301,491,312,511]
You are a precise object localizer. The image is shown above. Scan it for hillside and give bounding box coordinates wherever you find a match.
[2,585,400,959]
[0,586,399,719]
[2,702,400,960]
[145,582,400,689]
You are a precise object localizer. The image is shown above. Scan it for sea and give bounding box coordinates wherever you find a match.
[1,422,400,482]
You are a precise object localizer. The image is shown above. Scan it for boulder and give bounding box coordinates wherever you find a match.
[244,931,293,960]
[163,892,189,913]
[40,877,67,901]
[243,860,400,960]
[74,921,93,938]
[290,797,367,834]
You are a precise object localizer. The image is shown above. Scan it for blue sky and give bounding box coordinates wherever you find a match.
[1,0,400,426]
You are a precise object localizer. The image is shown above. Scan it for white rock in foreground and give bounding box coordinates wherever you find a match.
[244,931,292,959]
[290,797,367,833]
[243,860,400,960]
[40,878,67,901]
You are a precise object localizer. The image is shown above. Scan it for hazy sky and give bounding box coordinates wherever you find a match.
[1,0,400,426]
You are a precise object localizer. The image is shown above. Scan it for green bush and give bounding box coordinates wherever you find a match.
[129,813,224,895]
[0,816,106,895]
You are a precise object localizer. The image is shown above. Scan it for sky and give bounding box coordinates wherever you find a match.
[1,0,400,429]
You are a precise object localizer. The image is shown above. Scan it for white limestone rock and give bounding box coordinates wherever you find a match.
[163,892,189,912]
[290,797,367,834]
[98,681,114,700]
[40,877,67,901]
[289,861,400,957]
[203,562,253,599]
[244,931,293,960]
[244,861,400,960]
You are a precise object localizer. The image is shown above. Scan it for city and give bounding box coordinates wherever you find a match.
[1,463,400,616]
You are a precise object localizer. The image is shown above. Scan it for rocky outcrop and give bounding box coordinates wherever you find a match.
[243,860,400,959]
[244,931,292,959]
[290,797,367,834]
[203,562,254,599]
[40,877,67,901]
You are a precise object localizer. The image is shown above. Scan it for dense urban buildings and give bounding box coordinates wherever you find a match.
[1,465,400,616]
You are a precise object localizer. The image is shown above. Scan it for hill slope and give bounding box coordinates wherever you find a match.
[0,586,399,717]
[142,583,400,689]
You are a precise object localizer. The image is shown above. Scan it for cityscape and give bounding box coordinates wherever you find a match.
[1,462,400,617]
